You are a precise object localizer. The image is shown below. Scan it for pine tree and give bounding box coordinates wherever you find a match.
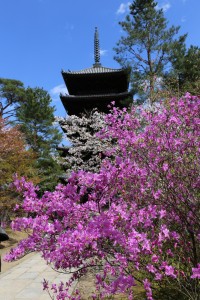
[16,87,63,192]
[0,78,25,119]
[114,0,186,104]
[170,45,200,95]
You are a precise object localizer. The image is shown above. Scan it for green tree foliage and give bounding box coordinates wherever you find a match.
[169,45,200,95]
[16,87,63,193]
[114,0,186,104]
[16,87,61,155]
[0,78,63,194]
[0,78,25,119]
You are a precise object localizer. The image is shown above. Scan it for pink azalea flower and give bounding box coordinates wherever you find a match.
[191,264,200,279]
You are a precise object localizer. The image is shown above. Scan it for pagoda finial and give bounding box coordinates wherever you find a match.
[93,27,101,67]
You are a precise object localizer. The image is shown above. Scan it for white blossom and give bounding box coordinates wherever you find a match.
[57,110,111,179]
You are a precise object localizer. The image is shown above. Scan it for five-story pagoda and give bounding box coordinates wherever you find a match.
[60,27,132,116]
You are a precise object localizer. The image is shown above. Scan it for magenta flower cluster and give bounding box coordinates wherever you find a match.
[5,94,200,299]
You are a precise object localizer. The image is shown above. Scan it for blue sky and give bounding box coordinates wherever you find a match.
[1,0,199,117]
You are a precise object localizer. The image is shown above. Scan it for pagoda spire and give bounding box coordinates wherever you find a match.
[93,27,101,67]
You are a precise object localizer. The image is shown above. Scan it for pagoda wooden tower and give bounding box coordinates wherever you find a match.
[60,28,132,116]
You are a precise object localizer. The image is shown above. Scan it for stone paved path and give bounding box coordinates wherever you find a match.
[0,252,75,300]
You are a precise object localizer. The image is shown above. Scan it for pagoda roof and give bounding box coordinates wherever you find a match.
[62,66,128,75]
[60,92,132,115]
[61,91,131,100]
[62,67,130,96]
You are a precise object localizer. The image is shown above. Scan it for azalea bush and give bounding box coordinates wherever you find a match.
[5,94,200,299]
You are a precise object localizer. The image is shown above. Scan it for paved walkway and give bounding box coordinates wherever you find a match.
[0,252,75,300]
